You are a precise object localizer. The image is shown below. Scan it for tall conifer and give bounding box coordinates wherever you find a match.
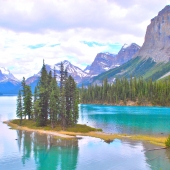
[16,90,23,125]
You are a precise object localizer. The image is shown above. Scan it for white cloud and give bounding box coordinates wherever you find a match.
[0,0,169,79]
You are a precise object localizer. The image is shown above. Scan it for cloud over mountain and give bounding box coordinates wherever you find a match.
[0,0,169,79]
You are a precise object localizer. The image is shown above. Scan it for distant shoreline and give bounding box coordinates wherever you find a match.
[81,100,164,107]
[4,120,167,147]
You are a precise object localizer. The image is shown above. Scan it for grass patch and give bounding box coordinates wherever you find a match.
[10,119,102,133]
[129,135,167,146]
[66,124,102,133]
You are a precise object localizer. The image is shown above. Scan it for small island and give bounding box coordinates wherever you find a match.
[9,61,103,139]
[5,119,168,146]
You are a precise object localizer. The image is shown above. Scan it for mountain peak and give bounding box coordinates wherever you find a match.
[0,67,11,75]
[0,67,19,83]
[122,43,140,49]
[135,5,170,62]
[158,5,170,16]
[115,43,140,65]
[63,60,70,64]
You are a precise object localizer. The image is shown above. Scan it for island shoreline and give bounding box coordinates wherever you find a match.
[4,120,167,147]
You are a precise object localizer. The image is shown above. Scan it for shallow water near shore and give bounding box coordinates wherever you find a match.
[1,96,170,170]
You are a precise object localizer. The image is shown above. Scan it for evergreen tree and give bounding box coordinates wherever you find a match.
[80,76,170,106]
[60,87,66,128]
[65,76,79,126]
[60,62,65,90]
[20,77,32,120]
[24,85,32,119]
[16,60,80,128]
[16,90,23,125]
[49,76,60,128]
[32,86,38,120]
[21,77,27,119]
[36,60,49,126]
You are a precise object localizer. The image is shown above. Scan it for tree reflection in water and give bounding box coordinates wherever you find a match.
[16,130,79,170]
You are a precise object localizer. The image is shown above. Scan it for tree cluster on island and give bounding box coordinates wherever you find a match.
[16,61,79,129]
[80,76,170,106]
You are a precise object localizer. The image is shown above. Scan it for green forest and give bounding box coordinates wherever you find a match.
[80,76,170,106]
[16,61,79,129]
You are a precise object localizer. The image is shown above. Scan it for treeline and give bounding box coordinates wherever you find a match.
[80,77,170,106]
[16,61,79,129]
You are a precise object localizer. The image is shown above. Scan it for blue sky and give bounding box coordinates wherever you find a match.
[0,0,169,79]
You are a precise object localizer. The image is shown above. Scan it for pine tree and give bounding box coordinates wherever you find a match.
[16,90,23,125]
[32,86,38,120]
[60,87,66,128]
[21,77,27,119]
[31,60,80,128]
[60,62,65,90]
[36,60,49,126]
[65,76,79,126]
[21,77,32,119]
[49,77,60,128]
[59,62,68,129]
[24,85,32,119]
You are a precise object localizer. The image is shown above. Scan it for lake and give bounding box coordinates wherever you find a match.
[0,96,170,170]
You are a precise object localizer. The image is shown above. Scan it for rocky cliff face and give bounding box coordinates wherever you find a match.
[88,53,116,76]
[86,44,140,77]
[135,5,170,62]
[116,43,140,65]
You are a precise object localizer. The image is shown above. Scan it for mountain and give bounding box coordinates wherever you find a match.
[84,43,140,78]
[90,6,170,84]
[85,53,116,76]
[0,67,20,94]
[26,60,88,90]
[53,60,88,83]
[134,5,170,62]
[0,67,18,83]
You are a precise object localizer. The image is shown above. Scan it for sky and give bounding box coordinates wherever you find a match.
[0,0,170,80]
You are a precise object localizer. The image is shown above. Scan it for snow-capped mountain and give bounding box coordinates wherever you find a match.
[0,67,20,94]
[83,43,140,78]
[26,60,88,88]
[85,52,116,76]
[0,67,19,84]
[53,60,88,82]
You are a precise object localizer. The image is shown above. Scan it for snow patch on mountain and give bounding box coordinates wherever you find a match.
[27,60,89,85]
[0,67,19,83]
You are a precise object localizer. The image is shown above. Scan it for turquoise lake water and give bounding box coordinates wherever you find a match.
[0,96,170,170]
[78,104,170,135]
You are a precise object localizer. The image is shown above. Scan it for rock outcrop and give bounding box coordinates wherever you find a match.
[135,5,170,62]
